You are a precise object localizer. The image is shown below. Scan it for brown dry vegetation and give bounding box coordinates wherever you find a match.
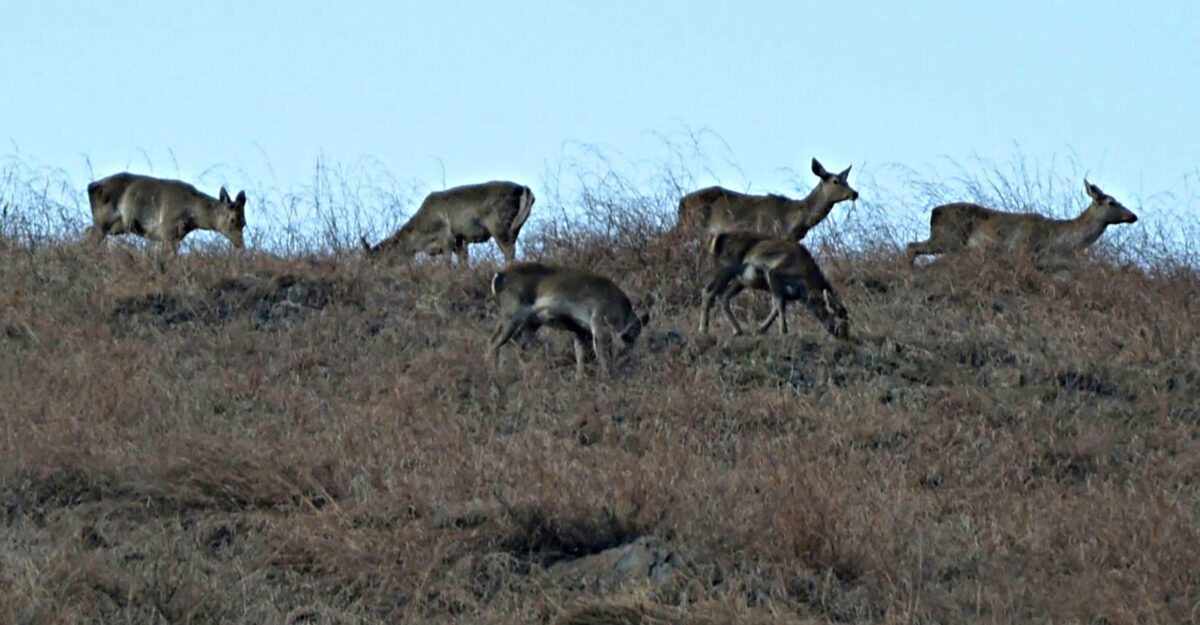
[3,226,1199,624]
[2,152,1200,623]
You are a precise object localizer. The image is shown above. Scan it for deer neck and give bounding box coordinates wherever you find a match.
[377,228,414,254]
[784,185,830,235]
[189,199,218,232]
[1056,205,1109,252]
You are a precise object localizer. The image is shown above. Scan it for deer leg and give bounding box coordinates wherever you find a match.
[453,237,470,266]
[703,264,747,335]
[488,226,517,265]
[758,271,789,334]
[755,300,787,334]
[717,282,746,336]
[164,233,182,256]
[700,264,743,334]
[902,242,920,266]
[495,238,516,265]
[573,333,589,380]
[590,315,616,378]
[905,235,960,265]
[594,330,614,378]
[907,228,968,265]
[512,318,543,356]
[149,242,171,274]
[699,290,715,334]
[903,240,934,266]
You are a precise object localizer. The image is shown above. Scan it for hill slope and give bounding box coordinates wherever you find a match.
[1,234,1198,624]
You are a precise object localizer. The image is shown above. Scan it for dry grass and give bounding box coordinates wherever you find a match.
[2,226,1198,624]
[2,152,1199,623]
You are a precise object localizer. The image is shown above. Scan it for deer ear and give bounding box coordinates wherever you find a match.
[219,187,231,203]
[838,165,852,179]
[234,190,247,209]
[1084,179,1102,199]
[811,158,829,178]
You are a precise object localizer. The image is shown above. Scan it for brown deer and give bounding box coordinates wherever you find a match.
[488,263,650,379]
[677,158,858,241]
[361,181,533,264]
[705,230,775,266]
[904,180,1137,266]
[86,173,247,253]
[700,232,850,339]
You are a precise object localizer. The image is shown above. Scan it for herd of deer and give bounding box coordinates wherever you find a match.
[84,158,1138,378]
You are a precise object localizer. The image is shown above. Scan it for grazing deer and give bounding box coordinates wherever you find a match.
[700,233,850,339]
[904,180,1138,266]
[677,158,859,241]
[361,181,534,264]
[489,263,650,379]
[86,173,247,253]
[705,229,775,266]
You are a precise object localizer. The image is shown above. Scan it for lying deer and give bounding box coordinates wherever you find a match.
[904,180,1137,266]
[361,181,533,264]
[700,232,850,339]
[86,173,247,253]
[489,263,650,379]
[677,158,859,241]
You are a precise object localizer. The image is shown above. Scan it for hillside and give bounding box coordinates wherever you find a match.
[1,225,1198,623]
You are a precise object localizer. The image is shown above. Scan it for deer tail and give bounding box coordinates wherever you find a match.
[509,186,534,239]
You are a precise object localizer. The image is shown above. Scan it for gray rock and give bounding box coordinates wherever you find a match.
[545,536,681,591]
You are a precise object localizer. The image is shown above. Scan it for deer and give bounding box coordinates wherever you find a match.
[705,229,776,267]
[488,263,651,379]
[700,232,850,340]
[676,158,859,242]
[85,173,247,253]
[904,180,1138,267]
[360,181,534,265]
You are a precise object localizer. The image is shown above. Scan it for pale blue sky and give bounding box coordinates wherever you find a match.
[3,1,1197,222]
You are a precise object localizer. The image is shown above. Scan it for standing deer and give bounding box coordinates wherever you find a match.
[361,181,534,264]
[904,180,1137,266]
[86,173,247,253]
[700,233,850,339]
[489,263,650,379]
[677,158,859,241]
